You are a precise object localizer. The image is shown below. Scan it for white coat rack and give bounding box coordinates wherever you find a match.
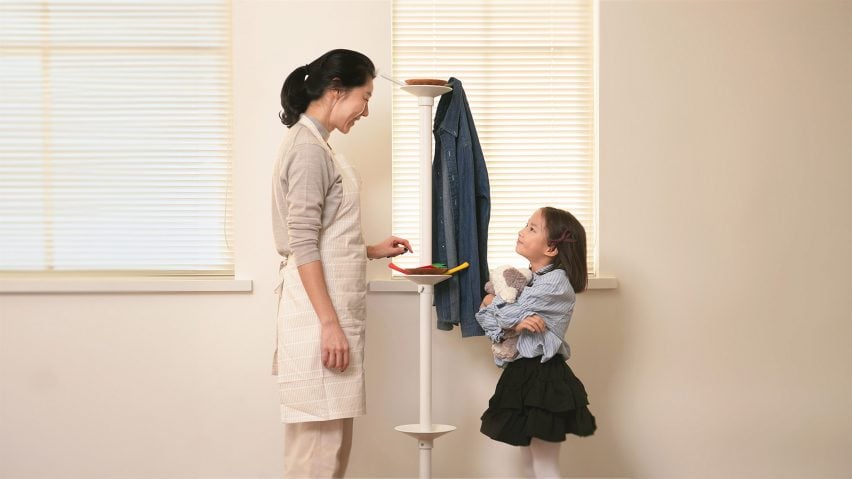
[393,84,455,479]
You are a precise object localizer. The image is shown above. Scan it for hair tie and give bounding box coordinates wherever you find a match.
[548,230,576,248]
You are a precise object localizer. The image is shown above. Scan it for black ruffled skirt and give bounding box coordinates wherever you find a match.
[480,355,597,446]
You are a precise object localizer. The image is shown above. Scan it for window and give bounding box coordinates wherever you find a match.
[391,0,598,275]
[0,0,233,276]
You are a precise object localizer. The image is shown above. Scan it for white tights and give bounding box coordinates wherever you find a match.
[520,438,562,478]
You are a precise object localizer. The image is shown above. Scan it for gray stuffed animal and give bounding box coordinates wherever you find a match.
[484,264,532,303]
[483,265,533,361]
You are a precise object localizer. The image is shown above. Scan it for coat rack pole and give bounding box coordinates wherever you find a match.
[417,94,434,431]
[418,94,434,284]
[394,84,456,479]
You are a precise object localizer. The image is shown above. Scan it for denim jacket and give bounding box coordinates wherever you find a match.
[432,77,491,337]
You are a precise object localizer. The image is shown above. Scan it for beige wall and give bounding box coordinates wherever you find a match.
[1,0,850,478]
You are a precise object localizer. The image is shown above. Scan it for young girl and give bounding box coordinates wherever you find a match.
[476,206,597,478]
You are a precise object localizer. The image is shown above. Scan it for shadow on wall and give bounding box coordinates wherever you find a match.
[567,287,632,477]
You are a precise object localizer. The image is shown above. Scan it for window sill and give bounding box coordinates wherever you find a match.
[368,275,618,293]
[0,278,253,294]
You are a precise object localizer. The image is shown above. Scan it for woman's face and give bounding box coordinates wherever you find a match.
[330,77,373,134]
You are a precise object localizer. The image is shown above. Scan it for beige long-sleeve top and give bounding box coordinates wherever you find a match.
[271,115,343,266]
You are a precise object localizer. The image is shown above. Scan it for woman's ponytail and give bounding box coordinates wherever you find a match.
[279,65,311,127]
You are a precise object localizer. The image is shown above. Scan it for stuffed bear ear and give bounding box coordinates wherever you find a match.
[484,281,494,294]
[503,267,527,286]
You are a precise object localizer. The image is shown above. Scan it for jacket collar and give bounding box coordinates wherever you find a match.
[435,77,463,138]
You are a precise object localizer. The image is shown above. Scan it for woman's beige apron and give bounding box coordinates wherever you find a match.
[272,116,367,423]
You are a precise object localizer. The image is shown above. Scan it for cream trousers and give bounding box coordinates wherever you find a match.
[283,418,354,478]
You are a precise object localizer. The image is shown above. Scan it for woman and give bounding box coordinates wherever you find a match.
[272,49,411,478]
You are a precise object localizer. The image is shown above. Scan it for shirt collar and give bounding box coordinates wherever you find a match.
[532,263,556,276]
[303,114,330,141]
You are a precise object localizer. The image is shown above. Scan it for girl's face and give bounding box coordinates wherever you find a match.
[330,77,373,134]
[516,209,556,266]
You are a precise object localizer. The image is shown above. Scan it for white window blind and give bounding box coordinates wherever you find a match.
[391,0,597,275]
[0,0,233,276]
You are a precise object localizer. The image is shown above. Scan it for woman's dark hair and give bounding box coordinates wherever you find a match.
[279,49,376,127]
[540,207,588,293]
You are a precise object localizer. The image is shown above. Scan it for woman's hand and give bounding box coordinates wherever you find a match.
[480,293,495,308]
[297,261,351,372]
[320,321,350,372]
[514,314,546,334]
[367,236,413,259]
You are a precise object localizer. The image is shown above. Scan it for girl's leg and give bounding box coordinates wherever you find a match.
[529,437,562,478]
[520,445,535,478]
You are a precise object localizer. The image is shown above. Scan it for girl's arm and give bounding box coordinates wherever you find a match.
[514,315,546,334]
[475,301,505,343]
[481,293,495,308]
[488,277,571,330]
[476,286,544,343]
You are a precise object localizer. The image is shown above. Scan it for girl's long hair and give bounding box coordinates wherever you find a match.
[540,206,588,293]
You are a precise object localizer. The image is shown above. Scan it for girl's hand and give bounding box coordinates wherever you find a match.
[514,315,546,334]
[368,236,413,259]
[480,293,495,308]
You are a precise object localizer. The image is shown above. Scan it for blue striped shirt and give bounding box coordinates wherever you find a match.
[475,264,575,367]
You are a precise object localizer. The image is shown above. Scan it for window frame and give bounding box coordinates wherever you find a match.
[0,0,236,279]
